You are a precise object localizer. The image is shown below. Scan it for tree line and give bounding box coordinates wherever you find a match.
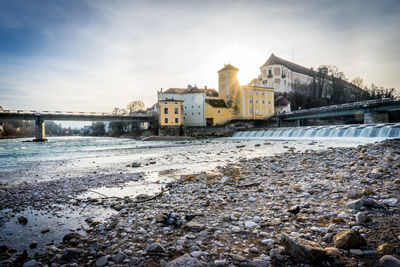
[1,121,78,138]
[283,65,397,110]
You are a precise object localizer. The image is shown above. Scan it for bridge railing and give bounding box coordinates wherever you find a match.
[1,110,152,116]
[288,97,399,115]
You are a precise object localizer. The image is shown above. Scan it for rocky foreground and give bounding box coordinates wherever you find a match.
[2,139,400,267]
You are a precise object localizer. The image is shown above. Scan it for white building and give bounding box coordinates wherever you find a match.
[256,53,313,93]
[157,85,218,127]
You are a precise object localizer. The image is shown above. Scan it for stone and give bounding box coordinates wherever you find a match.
[220,176,233,185]
[95,256,107,267]
[22,260,36,267]
[185,221,205,232]
[61,248,83,262]
[244,221,258,229]
[377,243,396,255]
[17,216,28,224]
[131,162,141,167]
[105,220,118,230]
[379,255,400,267]
[333,230,367,249]
[337,212,349,219]
[230,211,241,221]
[252,258,268,267]
[356,212,368,224]
[214,259,226,265]
[112,252,125,263]
[190,251,201,258]
[146,243,167,253]
[280,233,325,263]
[324,247,341,257]
[350,249,363,256]
[29,242,37,249]
[165,253,207,267]
[62,233,82,244]
[347,198,383,210]
[232,226,241,233]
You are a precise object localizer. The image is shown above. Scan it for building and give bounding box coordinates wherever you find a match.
[158,100,183,126]
[217,64,275,120]
[157,85,218,127]
[257,53,313,93]
[275,96,291,114]
[204,99,233,126]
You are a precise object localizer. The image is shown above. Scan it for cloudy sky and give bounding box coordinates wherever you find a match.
[1,0,399,114]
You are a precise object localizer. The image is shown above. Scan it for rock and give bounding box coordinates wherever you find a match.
[333,230,367,249]
[232,226,241,233]
[377,243,396,255]
[17,216,28,224]
[356,212,368,224]
[112,252,125,263]
[337,212,349,219]
[41,228,50,234]
[185,221,205,232]
[230,211,241,221]
[22,260,36,267]
[62,233,82,244]
[214,259,226,265]
[105,220,118,230]
[244,221,258,229]
[287,205,300,215]
[146,243,167,254]
[252,258,268,267]
[190,251,201,258]
[350,249,363,256]
[95,256,107,267]
[112,204,123,211]
[347,198,383,210]
[280,233,325,263]
[61,248,83,262]
[165,253,207,267]
[220,176,233,185]
[131,162,141,167]
[324,247,341,257]
[379,255,400,267]
[29,241,37,249]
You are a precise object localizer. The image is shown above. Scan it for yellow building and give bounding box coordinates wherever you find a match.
[158,100,183,126]
[217,64,240,103]
[204,99,234,126]
[217,64,274,120]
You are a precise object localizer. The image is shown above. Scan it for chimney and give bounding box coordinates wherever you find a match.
[205,85,207,90]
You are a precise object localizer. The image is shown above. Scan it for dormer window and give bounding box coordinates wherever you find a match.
[267,69,272,78]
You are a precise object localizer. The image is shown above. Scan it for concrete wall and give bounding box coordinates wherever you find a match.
[159,126,182,136]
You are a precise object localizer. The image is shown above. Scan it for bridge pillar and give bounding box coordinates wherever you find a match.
[363,111,388,124]
[35,117,46,141]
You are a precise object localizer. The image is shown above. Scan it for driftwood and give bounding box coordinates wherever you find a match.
[132,188,168,203]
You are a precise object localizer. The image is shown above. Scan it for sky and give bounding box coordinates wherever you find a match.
[1,0,399,119]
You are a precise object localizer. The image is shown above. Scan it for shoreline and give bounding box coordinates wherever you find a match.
[1,139,400,266]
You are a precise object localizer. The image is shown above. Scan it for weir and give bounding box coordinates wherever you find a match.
[232,123,400,139]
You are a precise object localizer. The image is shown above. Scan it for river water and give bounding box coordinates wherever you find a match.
[0,133,391,256]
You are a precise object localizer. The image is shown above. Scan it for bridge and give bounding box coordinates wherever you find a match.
[0,110,154,141]
[276,97,400,126]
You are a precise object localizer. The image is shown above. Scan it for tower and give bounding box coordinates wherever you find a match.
[217,64,239,103]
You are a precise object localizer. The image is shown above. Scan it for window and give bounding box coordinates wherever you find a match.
[262,100,265,104]
[185,113,187,116]
[175,118,179,123]
[198,105,200,108]
[192,105,194,109]
[268,69,272,76]
[256,100,258,104]
[268,92,271,97]
[192,112,194,115]
[268,101,271,105]
[174,108,179,114]
[185,105,187,109]
[217,110,221,114]
[250,100,252,104]
[164,108,168,114]
[198,112,200,115]
[164,118,168,124]
[256,91,258,95]
[262,92,265,96]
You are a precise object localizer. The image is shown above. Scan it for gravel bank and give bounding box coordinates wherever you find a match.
[1,139,400,266]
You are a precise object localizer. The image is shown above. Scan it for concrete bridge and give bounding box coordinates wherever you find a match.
[0,110,154,141]
[276,97,400,126]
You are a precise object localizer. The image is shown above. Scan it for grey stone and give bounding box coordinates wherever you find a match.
[356,212,368,224]
[165,253,207,267]
[146,243,167,253]
[22,260,36,267]
[95,256,107,267]
[61,248,83,262]
[333,230,367,249]
[112,252,125,264]
[214,259,226,265]
[252,259,268,267]
[220,176,233,185]
[379,255,400,267]
[280,233,325,263]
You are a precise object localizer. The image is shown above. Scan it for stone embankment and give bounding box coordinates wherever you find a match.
[1,139,400,266]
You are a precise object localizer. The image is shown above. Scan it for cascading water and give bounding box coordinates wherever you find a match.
[232,123,400,139]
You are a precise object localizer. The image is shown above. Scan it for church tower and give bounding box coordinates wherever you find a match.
[217,64,239,104]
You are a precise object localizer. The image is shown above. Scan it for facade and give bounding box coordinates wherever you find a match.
[258,53,313,93]
[204,99,233,126]
[217,64,275,120]
[157,86,218,127]
[275,96,291,114]
[158,100,183,126]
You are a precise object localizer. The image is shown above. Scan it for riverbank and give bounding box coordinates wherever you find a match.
[1,139,399,266]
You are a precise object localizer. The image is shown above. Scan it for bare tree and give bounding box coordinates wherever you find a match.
[126,100,145,114]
